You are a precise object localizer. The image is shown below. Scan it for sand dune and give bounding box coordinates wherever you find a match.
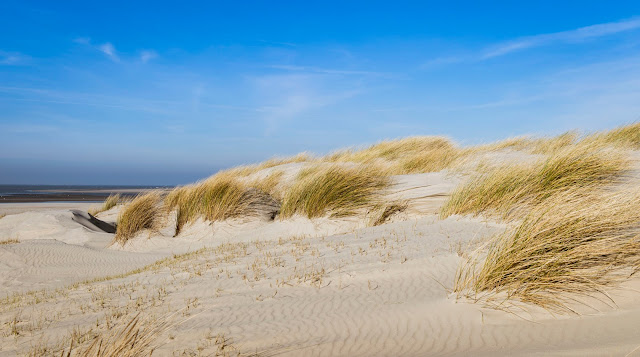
[2,138,640,356]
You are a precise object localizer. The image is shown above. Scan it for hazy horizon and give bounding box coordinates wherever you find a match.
[2,1,640,185]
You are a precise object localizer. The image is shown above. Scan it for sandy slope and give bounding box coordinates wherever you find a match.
[2,159,640,356]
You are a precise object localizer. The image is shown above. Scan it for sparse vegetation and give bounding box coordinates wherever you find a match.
[280,164,390,218]
[0,238,19,245]
[441,143,629,219]
[370,202,408,226]
[454,189,640,312]
[89,194,121,216]
[114,192,162,245]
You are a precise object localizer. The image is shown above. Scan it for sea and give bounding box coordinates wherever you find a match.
[0,185,173,203]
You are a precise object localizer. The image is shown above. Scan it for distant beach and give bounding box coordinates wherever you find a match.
[0,185,173,203]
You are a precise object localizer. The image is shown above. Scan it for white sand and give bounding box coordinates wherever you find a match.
[2,155,640,356]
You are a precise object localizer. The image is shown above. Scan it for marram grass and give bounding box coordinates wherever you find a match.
[114,192,162,245]
[454,189,640,313]
[325,136,460,174]
[165,172,279,234]
[584,122,640,149]
[441,142,629,219]
[89,193,121,216]
[279,164,390,218]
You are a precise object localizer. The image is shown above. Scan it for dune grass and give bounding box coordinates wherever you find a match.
[165,172,280,234]
[454,189,640,312]
[114,193,162,245]
[249,170,284,199]
[279,164,390,218]
[369,201,408,226]
[62,313,170,357]
[89,193,121,216]
[472,131,578,155]
[584,122,640,149]
[325,136,460,174]
[441,143,629,219]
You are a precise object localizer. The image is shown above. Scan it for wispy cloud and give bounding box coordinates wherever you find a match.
[74,37,121,62]
[139,50,157,63]
[250,73,363,135]
[97,42,118,61]
[421,17,640,68]
[267,64,391,77]
[482,17,640,59]
[0,50,29,65]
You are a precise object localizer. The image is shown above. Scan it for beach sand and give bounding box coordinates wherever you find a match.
[2,153,640,356]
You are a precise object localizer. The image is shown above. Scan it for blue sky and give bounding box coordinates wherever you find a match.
[1,1,640,185]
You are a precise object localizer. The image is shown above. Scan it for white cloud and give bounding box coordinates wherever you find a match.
[482,17,640,59]
[98,42,118,61]
[73,37,121,62]
[0,50,29,65]
[140,50,157,63]
[267,64,387,77]
[421,17,640,68]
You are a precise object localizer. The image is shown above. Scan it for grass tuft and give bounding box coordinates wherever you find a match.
[114,192,162,245]
[326,136,459,174]
[454,189,640,312]
[369,201,408,226]
[89,193,121,216]
[280,164,390,218]
[70,313,170,357]
[585,122,640,149]
[441,143,629,219]
[165,172,280,234]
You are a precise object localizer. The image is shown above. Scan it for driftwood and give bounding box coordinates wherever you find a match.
[71,210,117,233]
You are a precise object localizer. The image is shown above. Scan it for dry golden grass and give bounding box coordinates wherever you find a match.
[441,143,629,219]
[166,172,279,234]
[369,201,408,226]
[470,131,578,155]
[257,152,313,169]
[59,313,170,357]
[0,213,5,220]
[114,193,162,245]
[454,189,640,312]
[280,164,390,218]
[325,136,460,174]
[0,238,19,245]
[89,194,121,216]
[221,153,313,178]
[584,122,640,149]
[248,170,284,199]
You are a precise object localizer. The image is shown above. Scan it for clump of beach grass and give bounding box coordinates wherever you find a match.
[165,172,280,234]
[454,189,640,312]
[89,194,121,216]
[249,170,284,199]
[65,313,170,357]
[472,131,578,155]
[279,164,390,218]
[369,201,408,226]
[114,192,162,245]
[325,136,460,174]
[584,122,640,149]
[441,143,629,219]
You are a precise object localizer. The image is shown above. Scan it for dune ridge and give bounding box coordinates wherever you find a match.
[1,123,640,355]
